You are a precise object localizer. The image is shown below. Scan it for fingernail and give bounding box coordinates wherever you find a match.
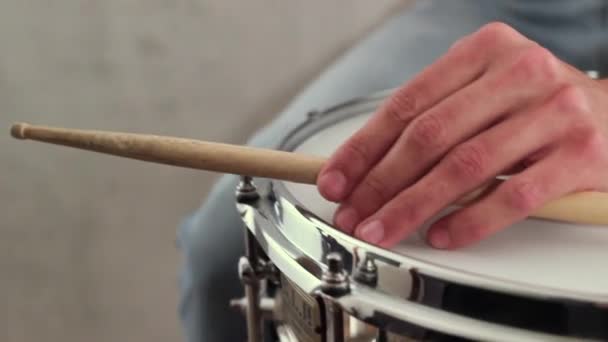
[429,229,451,249]
[318,170,346,200]
[334,206,360,233]
[356,220,384,244]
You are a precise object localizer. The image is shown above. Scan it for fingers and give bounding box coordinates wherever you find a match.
[425,153,578,249]
[316,24,519,202]
[352,95,573,247]
[317,70,476,202]
[336,46,563,229]
[426,84,607,249]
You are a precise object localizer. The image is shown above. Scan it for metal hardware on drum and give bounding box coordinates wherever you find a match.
[321,299,345,342]
[353,256,378,288]
[240,236,264,342]
[236,175,260,202]
[321,253,350,296]
[234,169,608,341]
[233,176,265,342]
[320,253,349,342]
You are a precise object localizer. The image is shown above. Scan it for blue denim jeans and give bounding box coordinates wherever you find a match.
[177,1,608,341]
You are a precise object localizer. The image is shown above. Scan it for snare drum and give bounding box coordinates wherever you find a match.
[232,92,608,341]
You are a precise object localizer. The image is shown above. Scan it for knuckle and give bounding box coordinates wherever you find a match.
[475,22,520,46]
[448,34,486,66]
[504,179,542,213]
[385,88,418,123]
[512,46,560,83]
[408,113,445,149]
[362,174,391,202]
[447,143,487,181]
[552,85,590,115]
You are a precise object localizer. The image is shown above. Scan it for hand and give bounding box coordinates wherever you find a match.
[316,22,608,249]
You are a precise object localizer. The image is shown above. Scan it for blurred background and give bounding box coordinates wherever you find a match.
[0,1,407,341]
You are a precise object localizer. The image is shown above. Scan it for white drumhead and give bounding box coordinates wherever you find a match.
[283,113,608,296]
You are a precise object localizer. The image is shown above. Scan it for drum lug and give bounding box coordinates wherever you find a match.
[233,256,278,316]
[319,253,350,342]
[354,255,378,287]
[321,252,350,296]
[237,256,280,286]
[236,175,259,202]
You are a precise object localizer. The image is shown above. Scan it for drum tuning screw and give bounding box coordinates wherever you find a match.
[321,252,350,296]
[354,256,378,287]
[236,175,260,202]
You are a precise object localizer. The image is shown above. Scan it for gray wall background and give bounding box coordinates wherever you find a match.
[0,1,407,341]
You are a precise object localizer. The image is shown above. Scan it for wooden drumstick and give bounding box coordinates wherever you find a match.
[10,122,608,226]
[11,122,324,184]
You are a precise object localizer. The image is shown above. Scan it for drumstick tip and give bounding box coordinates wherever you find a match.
[10,122,29,139]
